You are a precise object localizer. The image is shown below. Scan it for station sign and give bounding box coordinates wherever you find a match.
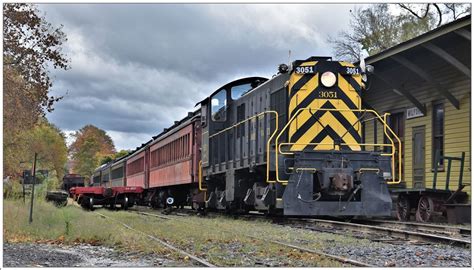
[406,107,424,119]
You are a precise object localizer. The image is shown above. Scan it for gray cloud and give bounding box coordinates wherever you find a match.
[41,3,357,150]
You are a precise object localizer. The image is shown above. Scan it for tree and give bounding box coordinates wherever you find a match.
[4,3,69,114]
[69,125,116,178]
[99,149,130,165]
[329,4,470,62]
[3,118,68,187]
[3,3,69,178]
[399,3,471,27]
[28,119,68,182]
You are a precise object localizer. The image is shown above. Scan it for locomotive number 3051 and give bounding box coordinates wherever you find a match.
[319,91,338,98]
[295,66,314,74]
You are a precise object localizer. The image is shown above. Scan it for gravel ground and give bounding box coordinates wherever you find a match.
[3,243,186,267]
[322,239,471,267]
[284,223,471,267]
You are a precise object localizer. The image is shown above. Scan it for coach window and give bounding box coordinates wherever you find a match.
[211,89,227,122]
[432,102,444,170]
[231,83,252,100]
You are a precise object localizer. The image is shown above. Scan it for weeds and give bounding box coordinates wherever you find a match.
[4,199,349,266]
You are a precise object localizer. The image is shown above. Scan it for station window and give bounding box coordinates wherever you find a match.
[211,89,227,122]
[432,103,444,170]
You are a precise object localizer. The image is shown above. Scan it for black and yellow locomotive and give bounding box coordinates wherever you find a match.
[199,56,401,217]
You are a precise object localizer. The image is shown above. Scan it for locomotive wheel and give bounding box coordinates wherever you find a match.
[396,194,411,221]
[415,196,434,223]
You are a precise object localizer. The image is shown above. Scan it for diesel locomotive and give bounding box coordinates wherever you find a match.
[72,56,401,217]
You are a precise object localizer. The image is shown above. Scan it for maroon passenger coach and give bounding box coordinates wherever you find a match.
[70,110,203,210]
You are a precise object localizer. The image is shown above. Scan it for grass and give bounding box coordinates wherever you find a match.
[3,199,357,267]
[3,199,170,255]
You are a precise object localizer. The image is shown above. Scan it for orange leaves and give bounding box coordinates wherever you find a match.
[69,125,116,178]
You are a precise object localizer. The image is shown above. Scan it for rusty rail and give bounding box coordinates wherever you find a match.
[95,212,215,267]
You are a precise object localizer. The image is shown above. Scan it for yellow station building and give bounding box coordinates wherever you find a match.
[363,16,471,196]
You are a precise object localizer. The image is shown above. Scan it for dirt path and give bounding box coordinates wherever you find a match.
[3,242,185,267]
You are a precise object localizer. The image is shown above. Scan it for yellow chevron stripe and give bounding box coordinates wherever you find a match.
[288,73,300,95]
[289,74,319,114]
[314,135,335,151]
[300,61,317,66]
[290,119,323,151]
[318,112,361,150]
[288,98,320,138]
[288,61,318,95]
[338,61,363,87]
[339,61,355,68]
[338,74,360,106]
[290,110,361,152]
[353,73,362,85]
[328,99,361,135]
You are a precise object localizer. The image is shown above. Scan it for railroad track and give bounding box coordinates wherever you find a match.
[134,210,374,267]
[353,219,471,238]
[133,206,471,248]
[284,218,471,248]
[95,212,215,267]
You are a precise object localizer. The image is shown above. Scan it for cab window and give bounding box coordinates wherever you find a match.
[211,89,227,122]
[231,83,252,100]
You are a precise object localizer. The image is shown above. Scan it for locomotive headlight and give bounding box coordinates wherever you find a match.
[321,72,337,87]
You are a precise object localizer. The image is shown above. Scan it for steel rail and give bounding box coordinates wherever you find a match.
[353,219,471,237]
[95,212,216,267]
[133,207,470,248]
[133,210,374,267]
[294,218,471,248]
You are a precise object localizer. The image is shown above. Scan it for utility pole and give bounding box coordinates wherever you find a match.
[20,162,27,203]
[29,153,38,224]
[22,174,26,203]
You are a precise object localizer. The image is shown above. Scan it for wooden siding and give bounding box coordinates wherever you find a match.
[363,54,470,195]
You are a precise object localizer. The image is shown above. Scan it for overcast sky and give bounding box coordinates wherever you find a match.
[40,3,359,150]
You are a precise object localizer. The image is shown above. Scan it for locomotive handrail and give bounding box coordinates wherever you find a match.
[273,107,402,185]
[198,160,206,192]
[205,110,280,185]
[208,110,279,139]
[278,142,394,155]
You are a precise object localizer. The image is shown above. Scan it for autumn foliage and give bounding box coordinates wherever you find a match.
[69,125,116,180]
[3,4,69,180]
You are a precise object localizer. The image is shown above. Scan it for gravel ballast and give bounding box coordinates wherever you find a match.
[3,242,184,267]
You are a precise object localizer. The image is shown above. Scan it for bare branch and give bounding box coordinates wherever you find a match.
[432,3,443,27]
[399,4,431,19]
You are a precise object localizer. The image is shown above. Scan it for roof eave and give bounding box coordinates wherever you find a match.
[365,15,471,65]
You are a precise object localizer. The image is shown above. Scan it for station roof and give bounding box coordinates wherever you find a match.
[363,15,471,113]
